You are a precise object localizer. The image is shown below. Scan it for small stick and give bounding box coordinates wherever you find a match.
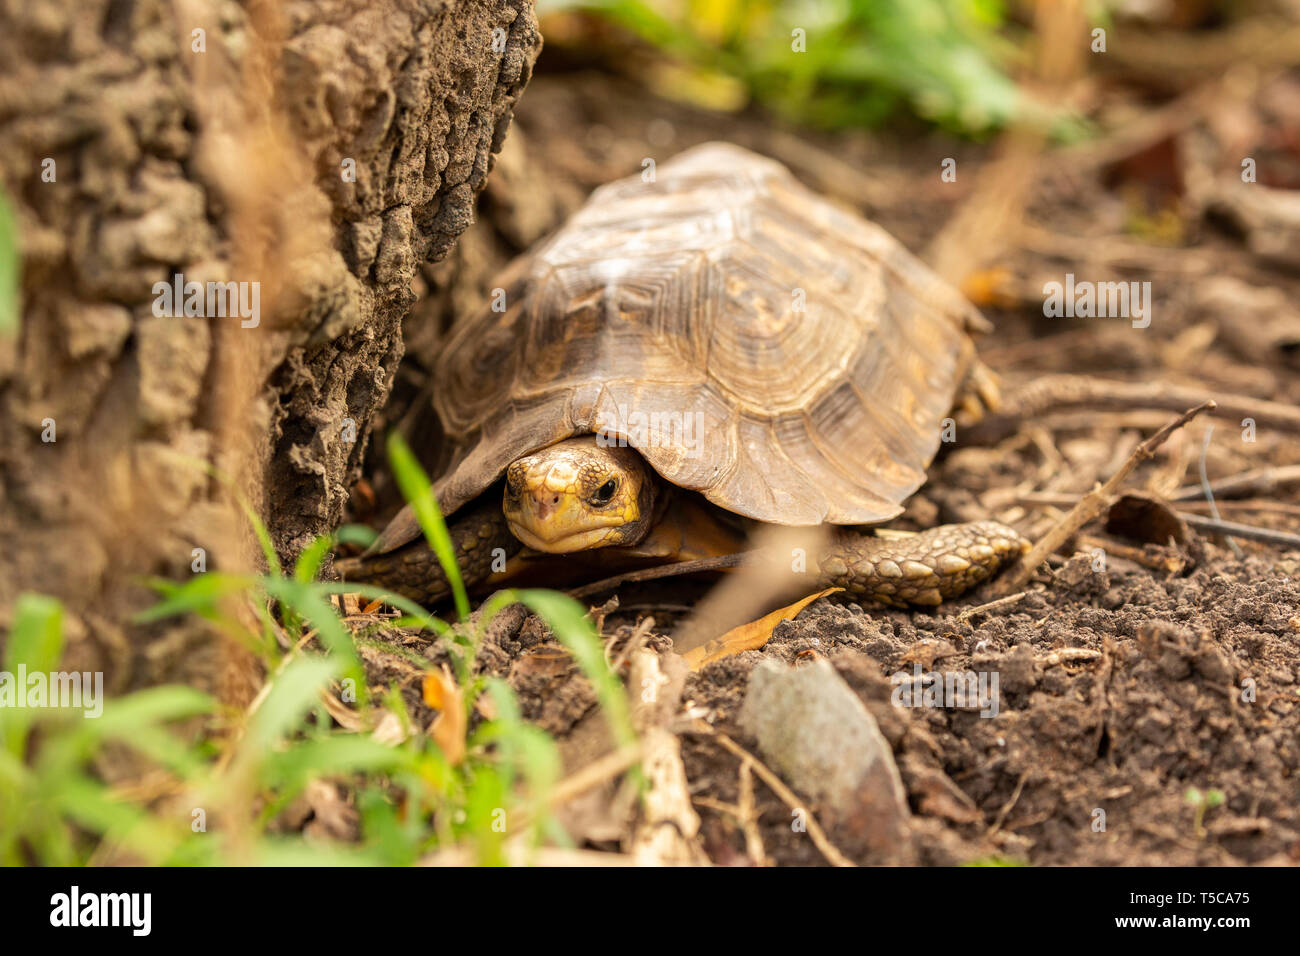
[544,744,643,813]
[628,651,707,865]
[499,742,645,841]
[609,615,656,673]
[696,767,770,866]
[568,553,750,600]
[691,727,856,868]
[989,401,1216,598]
[1020,491,1300,519]
[736,761,769,867]
[964,376,1300,445]
[1179,514,1300,550]
[987,770,1030,835]
[1171,464,1300,502]
[1176,500,1300,518]
[1198,424,1243,559]
[954,591,1029,622]
[1075,533,1186,574]
[1038,648,1104,667]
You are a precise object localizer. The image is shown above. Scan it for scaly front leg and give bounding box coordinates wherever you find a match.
[817,521,1029,606]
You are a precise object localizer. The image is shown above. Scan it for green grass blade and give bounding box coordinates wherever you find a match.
[386,432,470,621]
[0,186,18,340]
[1,594,65,759]
[244,655,342,753]
[511,589,636,749]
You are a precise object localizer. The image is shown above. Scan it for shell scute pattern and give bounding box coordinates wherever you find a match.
[425,142,981,536]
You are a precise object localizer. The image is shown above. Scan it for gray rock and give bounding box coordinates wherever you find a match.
[740,658,910,859]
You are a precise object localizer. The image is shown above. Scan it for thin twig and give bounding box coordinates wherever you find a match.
[691,727,856,868]
[1180,514,1300,550]
[1171,464,1300,502]
[964,376,1300,445]
[954,591,1028,622]
[609,615,656,673]
[1018,493,1300,550]
[568,553,751,600]
[990,401,1216,597]
[987,770,1030,835]
[1199,424,1243,559]
[736,761,769,867]
[1020,491,1300,519]
[1038,648,1104,667]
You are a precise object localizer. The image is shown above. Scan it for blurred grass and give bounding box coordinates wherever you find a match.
[0,186,18,341]
[0,437,635,866]
[542,0,1038,134]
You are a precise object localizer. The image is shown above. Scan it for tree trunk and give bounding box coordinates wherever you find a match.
[0,0,540,700]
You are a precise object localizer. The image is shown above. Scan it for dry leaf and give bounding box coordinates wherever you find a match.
[474,693,499,721]
[320,690,366,732]
[683,588,841,670]
[960,266,1016,308]
[422,664,466,765]
[300,779,360,841]
[371,710,408,746]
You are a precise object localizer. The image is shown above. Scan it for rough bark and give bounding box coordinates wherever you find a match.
[0,0,540,697]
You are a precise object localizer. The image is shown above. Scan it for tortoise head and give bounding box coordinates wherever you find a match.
[503,437,658,553]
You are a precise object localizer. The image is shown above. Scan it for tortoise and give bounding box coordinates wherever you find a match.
[338,142,1029,608]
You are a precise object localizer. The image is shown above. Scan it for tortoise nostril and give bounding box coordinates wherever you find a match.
[552,495,559,504]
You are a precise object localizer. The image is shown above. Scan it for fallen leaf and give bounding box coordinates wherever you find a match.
[960,266,1016,308]
[371,710,408,746]
[683,588,841,670]
[473,694,499,721]
[422,664,466,765]
[1105,492,1188,545]
[320,690,366,732]
[300,779,360,841]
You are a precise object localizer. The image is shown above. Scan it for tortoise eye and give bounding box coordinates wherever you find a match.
[592,478,618,505]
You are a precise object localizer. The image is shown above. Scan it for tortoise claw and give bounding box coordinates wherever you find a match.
[954,359,1001,427]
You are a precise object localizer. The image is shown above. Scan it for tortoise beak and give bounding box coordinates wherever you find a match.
[504,488,623,553]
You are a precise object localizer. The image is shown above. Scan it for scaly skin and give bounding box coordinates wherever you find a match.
[817,520,1030,606]
[334,501,520,607]
[338,497,1029,610]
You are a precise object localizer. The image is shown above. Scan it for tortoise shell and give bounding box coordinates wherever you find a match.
[391,142,988,551]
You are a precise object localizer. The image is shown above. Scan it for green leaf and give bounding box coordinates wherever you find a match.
[264,577,366,706]
[4,593,64,675]
[134,572,259,622]
[387,432,470,621]
[1,594,65,759]
[0,186,18,340]
[245,655,342,753]
[53,776,184,863]
[94,686,216,734]
[512,589,636,749]
[293,534,336,583]
[261,735,408,795]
